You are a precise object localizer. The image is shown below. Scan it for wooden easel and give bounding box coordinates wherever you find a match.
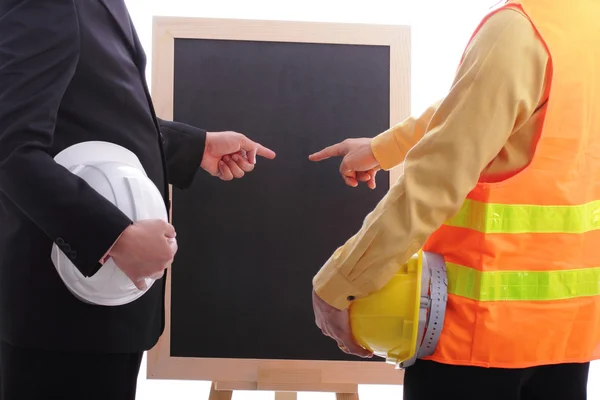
[207,367,361,399]
[148,17,409,400]
[208,382,359,399]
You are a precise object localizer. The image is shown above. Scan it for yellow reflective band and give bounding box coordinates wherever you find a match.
[447,263,600,302]
[445,199,600,234]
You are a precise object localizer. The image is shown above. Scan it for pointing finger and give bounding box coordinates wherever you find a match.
[309,143,347,162]
[255,143,276,160]
[239,137,276,162]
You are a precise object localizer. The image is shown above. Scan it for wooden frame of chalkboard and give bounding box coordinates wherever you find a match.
[147,16,411,393]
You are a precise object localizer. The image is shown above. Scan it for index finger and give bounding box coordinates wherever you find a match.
[308,142,347,162]
[240,137,276,163]
[255,143,276,161]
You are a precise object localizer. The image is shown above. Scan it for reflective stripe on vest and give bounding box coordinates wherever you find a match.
[445,198,600,234]
[447,263,600,302]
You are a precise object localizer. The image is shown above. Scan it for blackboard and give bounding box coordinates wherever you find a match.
[148,17,410,387]
[170,37,390,361]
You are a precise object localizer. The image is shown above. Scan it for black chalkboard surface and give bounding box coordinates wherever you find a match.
[170,37,391,362]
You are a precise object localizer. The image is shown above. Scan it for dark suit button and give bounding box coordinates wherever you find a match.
[56,237,65,245]
[69,250,77,259]
[62,243,71,252]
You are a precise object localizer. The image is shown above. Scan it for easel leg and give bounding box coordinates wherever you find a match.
[208,382,233,400]
[336,393,359,400]
[275,392,298,400]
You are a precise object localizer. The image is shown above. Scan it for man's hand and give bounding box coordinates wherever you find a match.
[201,131,276,180]
[108,219,178,290]
[312,290,373,358]
[309,138,380,189]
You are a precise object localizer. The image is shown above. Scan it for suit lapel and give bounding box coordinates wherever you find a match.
[98,0,136,56]
[127,14,162,135]
[99,1,160,134]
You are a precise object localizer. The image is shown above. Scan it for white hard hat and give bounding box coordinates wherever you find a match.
[51,141,169,306]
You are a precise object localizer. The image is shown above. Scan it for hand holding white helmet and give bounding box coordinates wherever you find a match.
[52,141,171,306]
[109,219,178,290]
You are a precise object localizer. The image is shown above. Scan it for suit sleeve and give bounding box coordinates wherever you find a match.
[157,118,206,189]
[0,0,132,277]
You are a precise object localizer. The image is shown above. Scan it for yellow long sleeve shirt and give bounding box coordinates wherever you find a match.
[313,7,550,310]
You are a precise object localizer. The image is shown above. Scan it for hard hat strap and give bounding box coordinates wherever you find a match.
[417,254,448,359]
[397,253,448,369]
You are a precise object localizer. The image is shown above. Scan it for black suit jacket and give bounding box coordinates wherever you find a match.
[0,0,206,353]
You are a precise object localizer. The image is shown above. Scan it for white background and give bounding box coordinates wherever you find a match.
[122,1,600,398]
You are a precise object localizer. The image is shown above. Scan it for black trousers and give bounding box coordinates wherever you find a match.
[0,340,143,400]
[404,359,590,400]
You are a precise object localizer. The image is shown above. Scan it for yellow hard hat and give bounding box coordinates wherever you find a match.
[349,250,447,368]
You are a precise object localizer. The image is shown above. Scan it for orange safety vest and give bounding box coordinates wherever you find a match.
[422,0,600,368]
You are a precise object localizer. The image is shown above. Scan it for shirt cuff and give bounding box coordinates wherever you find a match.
[371,127,409,171]
[312,263,365,310]
[99,232,124,265]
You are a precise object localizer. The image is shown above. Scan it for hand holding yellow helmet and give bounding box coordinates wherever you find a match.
[349,251,448,368]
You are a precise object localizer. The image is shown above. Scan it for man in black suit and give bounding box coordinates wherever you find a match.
[0,1,275,399]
